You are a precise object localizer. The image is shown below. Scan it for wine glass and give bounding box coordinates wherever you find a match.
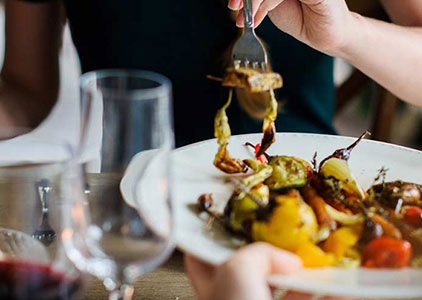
[0,137,83,300]
[62,70,175,300]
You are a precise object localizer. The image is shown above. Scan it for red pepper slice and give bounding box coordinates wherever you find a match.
[403,206,422,228]
[253,143,268,164]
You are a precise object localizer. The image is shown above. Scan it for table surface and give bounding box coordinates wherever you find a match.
[83,251,195,300]
[0,170,195,300]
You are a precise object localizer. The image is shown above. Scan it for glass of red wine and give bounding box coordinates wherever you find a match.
[0,138,83,300]
[62,70,174,300]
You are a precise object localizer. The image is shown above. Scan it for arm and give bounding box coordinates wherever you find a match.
[339,14,422,106]
[0,0,64,137]
[229,0,422,106]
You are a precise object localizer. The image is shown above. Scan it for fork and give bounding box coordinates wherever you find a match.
[232,0,268,70]
[32,179,56,246]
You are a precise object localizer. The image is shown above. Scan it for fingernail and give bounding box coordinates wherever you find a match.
[228,0,241,10]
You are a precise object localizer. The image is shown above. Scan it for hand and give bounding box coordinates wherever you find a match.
[185,242,310,300]
[227,0,358,56]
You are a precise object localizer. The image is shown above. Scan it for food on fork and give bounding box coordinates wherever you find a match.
[222,67,283,93]
[211,67,280,173]
[198,133,422,269]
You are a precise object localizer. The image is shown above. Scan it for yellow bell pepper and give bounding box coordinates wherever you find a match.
[295,242,336,268]
[252,195,317,252]
[323,225,362,257]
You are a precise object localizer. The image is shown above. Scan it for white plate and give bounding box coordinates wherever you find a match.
[170,133,422,299]
[120,149,171,239]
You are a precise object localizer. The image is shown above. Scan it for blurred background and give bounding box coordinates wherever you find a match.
[333,1,422,150]
[0,0,420,149]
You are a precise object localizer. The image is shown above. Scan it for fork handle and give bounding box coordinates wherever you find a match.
[243,0,254,28]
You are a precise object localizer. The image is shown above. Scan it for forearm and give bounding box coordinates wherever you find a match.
[0,78,58,138]
[0,0,64,138]
[338,13,422,106]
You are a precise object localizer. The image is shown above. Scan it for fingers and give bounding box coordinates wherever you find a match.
[184,254,216,282]
[237,0,264,27]
[228,0,243,10]
[184,254,216,300]
[209,243,302,300]
[254,0,286,27]
[228,0,285,28]
[226,242,303,277]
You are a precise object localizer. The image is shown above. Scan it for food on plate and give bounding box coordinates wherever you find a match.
[213,88,278,173]
[251,194,318,251]
[368,181,422,209]
[361,237,412,268]
[198,133,422,269]
[256,90,278,156]
[221,67,283,93]
[212,65,281,173]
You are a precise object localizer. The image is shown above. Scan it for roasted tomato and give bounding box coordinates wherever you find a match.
[403,206,422,228]
[362,237,412,268]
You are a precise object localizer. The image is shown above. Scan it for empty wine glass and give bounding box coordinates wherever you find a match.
[62,70,174,300]
[0,137,83,300]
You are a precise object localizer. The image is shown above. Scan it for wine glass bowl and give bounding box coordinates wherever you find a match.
[63,70,174,300]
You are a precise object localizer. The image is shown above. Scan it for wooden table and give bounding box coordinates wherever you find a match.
[0,169,195,300]
[83,251,195,300]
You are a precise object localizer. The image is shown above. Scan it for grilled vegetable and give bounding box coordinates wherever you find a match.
[213,89,247,174]
[403,206,422,228]
[320,158,365,199]
[241,159,273,189]
[228,184,270,232]
[325,204,364,226]
[256,90,278,157]
[323,225,362,257]
[252,195,318,251]
[359,217,384,244]
[265,156,307,190]
[295,242,336,268]
[372,214,402,239]
[319,132,369,200]
[302,184,337,230]
[319,131,369,169]
[362,237,412,268]
[252,143,268,163]
[369,181,422,209]
[222,67,283,93]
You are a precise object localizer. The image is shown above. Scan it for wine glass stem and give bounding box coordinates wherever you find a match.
[109,283,135,300]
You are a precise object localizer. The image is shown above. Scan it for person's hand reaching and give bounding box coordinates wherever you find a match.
[185,242,302,300]
[228,0,358,57]
[185,242,350,300]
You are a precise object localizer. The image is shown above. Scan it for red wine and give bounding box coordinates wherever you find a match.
[0,260,81,300]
